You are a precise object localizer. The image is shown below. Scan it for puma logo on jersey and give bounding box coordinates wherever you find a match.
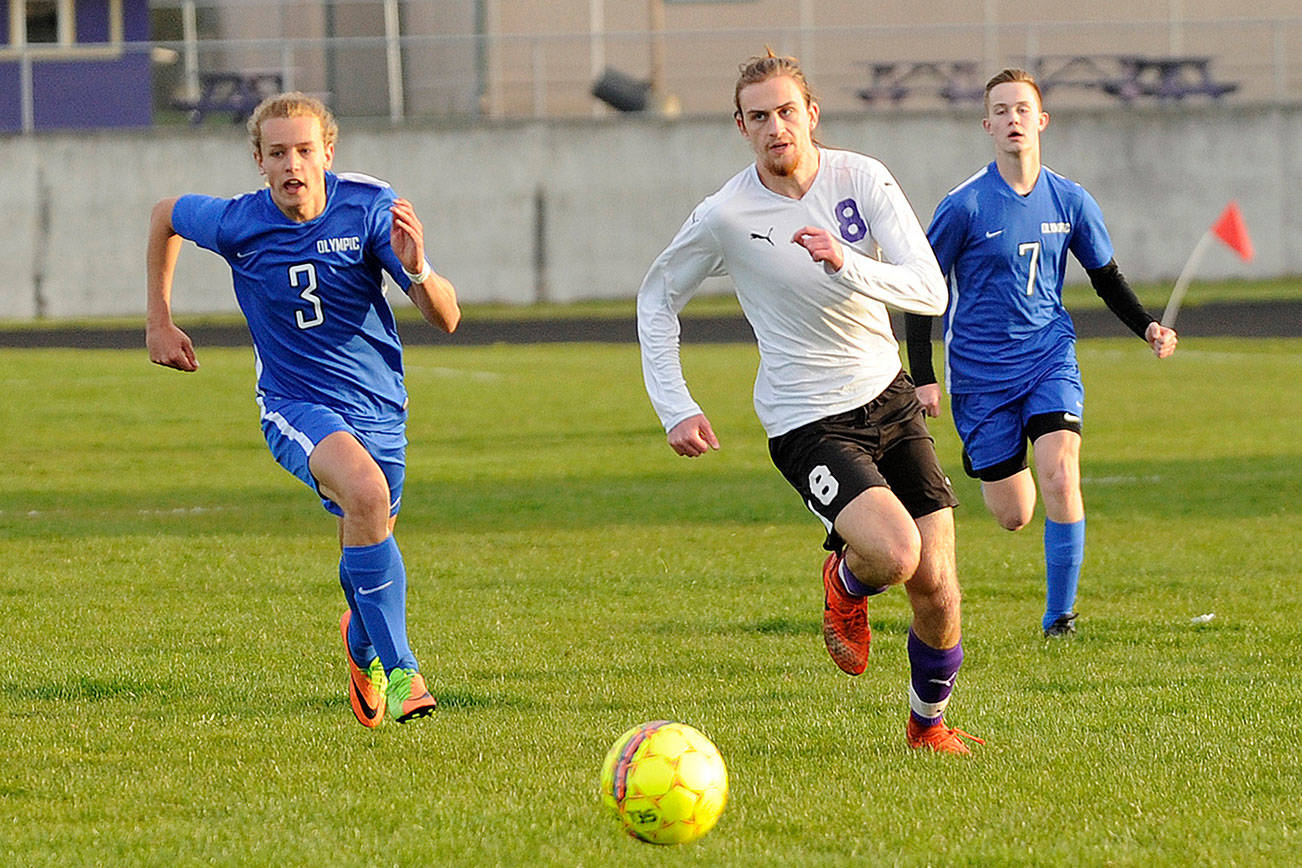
[1041,221,1071,234]
[317,236,362,254]
[750,228,775,246]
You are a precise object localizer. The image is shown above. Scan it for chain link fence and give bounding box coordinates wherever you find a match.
[4,0,1299,132]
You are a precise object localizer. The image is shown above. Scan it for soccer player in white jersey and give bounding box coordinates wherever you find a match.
[638,52,982,754]
[905,69,1177,637]
[145,93,460,726]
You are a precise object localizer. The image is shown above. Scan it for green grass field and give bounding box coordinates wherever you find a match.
[2,336,1299,866]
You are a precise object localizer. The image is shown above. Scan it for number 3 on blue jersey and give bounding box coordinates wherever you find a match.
[289,263,325,329]
[834,198,867,243]
[1017,241,1040,296]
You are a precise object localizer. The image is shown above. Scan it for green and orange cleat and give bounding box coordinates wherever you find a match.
[386,667,437,723]
[821,552,871,675]
[340,611,387,728]
[906,718,985,755]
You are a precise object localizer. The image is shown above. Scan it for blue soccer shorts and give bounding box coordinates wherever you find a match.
[951,360,1085,482]
[258,397,407,517]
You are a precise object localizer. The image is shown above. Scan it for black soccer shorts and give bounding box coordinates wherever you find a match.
[768,371,959,552]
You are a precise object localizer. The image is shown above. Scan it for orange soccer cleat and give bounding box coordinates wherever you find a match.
[906,718,985,755]
[386,668,437,723]
[821,552,871,675]
[340,611,387,728]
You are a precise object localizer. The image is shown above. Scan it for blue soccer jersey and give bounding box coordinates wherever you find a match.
[172,171,413,426]
[927,162,1114,394]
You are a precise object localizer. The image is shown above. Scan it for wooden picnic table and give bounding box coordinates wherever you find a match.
[1104,55,1239,101]
[1027,54,1238,102]
[854,60,985,106]
[855,55,1239,107]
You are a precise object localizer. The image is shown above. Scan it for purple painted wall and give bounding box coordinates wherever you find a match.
[0,0,152,132]
[77,1,110,42]
[0,65,18,130]
[32,53,153,128]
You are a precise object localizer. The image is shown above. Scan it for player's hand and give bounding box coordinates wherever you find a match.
[915,383,943,418]
[1145,322,1178,359]
[147,321,199,372]
[792,226,844,272]
[389,198,426,277]
[667,414,720,457]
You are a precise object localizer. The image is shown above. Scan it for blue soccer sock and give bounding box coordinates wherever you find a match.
[338,557,378,667]
[907,629,963,727]
[1043,518,1085,631]
[343,535,418,673]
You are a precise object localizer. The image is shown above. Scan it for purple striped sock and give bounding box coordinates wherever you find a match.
[907,629,963,727]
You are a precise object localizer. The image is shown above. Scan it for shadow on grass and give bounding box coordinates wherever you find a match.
[433,690,536,711]
[752,616,817,637]
[750,613,914,639]
[3,675,152,702]
[1081,455,1299,519]
[0,466,797,541]
[287,690,536,716]
[3,454,1294,542]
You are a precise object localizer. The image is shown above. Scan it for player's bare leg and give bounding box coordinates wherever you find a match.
[903,508,960,650]
[312,431,393,547]
[837,487,922,589]
[980,468,1037,532]
[1031,430,1083,524]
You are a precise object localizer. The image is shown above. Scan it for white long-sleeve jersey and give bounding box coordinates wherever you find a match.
[637,147,947,438]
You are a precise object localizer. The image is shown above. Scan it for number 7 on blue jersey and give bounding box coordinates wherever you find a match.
[1017,241,1040,295]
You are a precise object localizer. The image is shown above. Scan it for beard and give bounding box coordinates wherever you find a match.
[762,144,801,177]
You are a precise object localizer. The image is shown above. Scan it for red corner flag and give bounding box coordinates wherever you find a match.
[1210,201,1254,261]
[1163,200,1256,327]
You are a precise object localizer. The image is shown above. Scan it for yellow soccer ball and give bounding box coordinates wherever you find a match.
[600,720,728,845]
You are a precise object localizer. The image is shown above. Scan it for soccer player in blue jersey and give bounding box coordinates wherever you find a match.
[905,69,1177,637]
[145,93,460,725]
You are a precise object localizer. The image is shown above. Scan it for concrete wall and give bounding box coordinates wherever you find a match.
[0,103,1296,321]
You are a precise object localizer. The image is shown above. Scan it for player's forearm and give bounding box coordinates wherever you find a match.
[641,349,703,434]
[903,313,939,386]
[857,180,949,314]
[635,225,718,430]
[146,198,183,327]
[833,247,948,315]
[637,291,702,432]
[409,271,460,333]
[1087,260,1153,339]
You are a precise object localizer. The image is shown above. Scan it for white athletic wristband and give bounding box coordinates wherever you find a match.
[403,259,432,284]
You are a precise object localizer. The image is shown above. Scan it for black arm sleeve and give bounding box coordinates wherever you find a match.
[1087,259,1155,339]
[904,313,939,387]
